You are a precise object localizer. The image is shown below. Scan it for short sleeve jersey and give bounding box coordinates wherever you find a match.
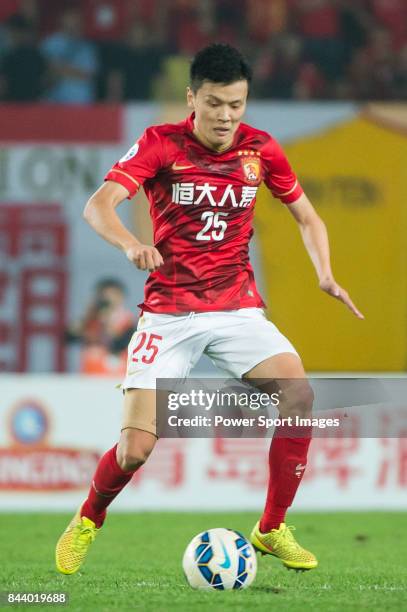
[105,113,303,313]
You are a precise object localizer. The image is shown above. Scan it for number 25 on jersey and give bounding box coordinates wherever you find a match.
[196,211,228,241]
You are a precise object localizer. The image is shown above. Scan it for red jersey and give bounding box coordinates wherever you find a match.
[105,113,303,314]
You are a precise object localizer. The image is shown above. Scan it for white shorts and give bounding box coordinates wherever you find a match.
[122,308,298,390]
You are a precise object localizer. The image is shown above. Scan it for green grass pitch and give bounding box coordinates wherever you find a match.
[0,512,406,611]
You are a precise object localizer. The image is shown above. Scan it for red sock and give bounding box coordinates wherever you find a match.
[260,428,311,533]
[81,444,134,527]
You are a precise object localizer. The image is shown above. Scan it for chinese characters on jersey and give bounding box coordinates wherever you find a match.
[172,182,258,208]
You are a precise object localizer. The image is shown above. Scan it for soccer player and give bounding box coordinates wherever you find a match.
[56,44,363,575]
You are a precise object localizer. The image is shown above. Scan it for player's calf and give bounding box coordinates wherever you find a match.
[55,390,158,574]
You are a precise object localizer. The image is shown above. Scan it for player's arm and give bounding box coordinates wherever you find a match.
[287,193,364,319]
[83,180,163,272]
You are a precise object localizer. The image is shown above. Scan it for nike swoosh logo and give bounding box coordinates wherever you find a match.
[219,541,231,569]
[171,162,195,171]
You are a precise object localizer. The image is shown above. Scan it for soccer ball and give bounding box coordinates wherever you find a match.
[182,528,257,590]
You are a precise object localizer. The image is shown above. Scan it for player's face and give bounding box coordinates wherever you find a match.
[187,80,248,152]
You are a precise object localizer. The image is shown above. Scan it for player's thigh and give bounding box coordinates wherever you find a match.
[206,308,299,379]
[117,389,157,471]
[243,353,314,418]
[243,351,306,379]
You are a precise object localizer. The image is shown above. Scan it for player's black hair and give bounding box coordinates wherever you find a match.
[190,44,252,92]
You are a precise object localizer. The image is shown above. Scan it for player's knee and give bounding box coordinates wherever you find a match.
[279,382,314,419]
[117,446,152,472]
[116,433,156,472]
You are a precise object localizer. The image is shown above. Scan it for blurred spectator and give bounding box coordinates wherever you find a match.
[253,35,326,99]
[81,0,130,101]
[104,22,164,101]
[0,1,21,23]
[66,278,136,376]
[216,0,244,28]
[395,43,407,98]
[295,0,341,38]
[212,0,244,46]
[294,0,347,80]
[367,27,398,99]
[41,7,98,103]
[35,0,73,36]
[19,0,40,29]
[252,36,300,98]
[294,61,326,99]
[0,14,46,101]
[82,0,129,42]
[339,0,370,55]
[0,0,39,56]
[246,0,289,43]
[369,0,407,50]
[347,28,397,100]
[167,0,209,54]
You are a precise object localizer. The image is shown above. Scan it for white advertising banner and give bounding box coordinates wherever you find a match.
[0,375,406,511]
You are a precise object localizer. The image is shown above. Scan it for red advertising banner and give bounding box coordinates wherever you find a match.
[0,203,68,371]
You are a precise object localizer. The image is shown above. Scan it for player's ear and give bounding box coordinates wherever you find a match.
[186,87,195,110]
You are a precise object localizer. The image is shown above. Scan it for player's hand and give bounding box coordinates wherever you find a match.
[125,244,164,272]
[319,277,364,319]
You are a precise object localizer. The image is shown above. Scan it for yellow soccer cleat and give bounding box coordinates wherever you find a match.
[250,521,318,571]
[55,507,100,575]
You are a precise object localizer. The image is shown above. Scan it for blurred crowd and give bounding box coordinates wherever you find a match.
[66,278,136,375]
[0,0,406,102]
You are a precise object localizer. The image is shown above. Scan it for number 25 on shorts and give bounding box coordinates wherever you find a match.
[131,332,163,364]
